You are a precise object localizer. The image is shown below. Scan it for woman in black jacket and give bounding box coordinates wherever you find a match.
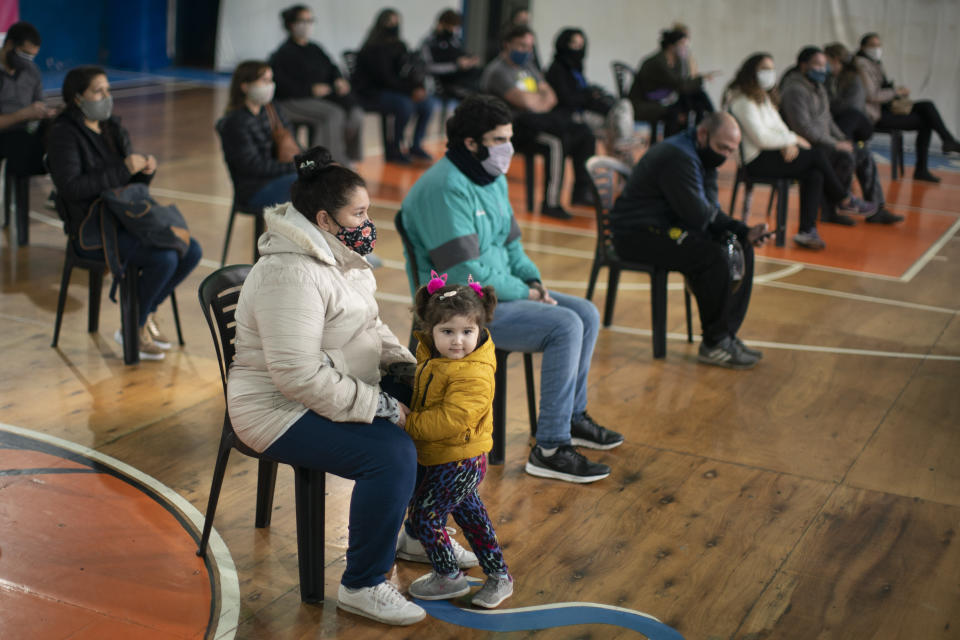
[269,4,364,165]
[217,61,298,210]
[353,8,438,164]
[46,66,202,360]
[546,29,615,128]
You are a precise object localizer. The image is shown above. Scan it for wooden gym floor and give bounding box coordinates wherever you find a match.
[1,82,958,639]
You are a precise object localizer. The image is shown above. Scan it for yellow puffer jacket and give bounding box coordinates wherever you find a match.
[406,330,496,466]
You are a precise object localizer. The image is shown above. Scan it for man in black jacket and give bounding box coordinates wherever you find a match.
[610,112,768,368]
[420,9,480,104]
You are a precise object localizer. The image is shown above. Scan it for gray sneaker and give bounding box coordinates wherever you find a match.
[733,336,763,360]
[698,336,759,370]
[793,229,826,250]
[408,571,471,600]
[471,575,514,609]
[396,527,479,568]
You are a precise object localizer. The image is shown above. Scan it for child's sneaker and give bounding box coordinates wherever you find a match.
[408,571,471,600]
[396,527,479,568]
[471,575,514,609]
[337,581,425,625]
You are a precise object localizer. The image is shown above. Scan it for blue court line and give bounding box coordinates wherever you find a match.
[415,582,685,638]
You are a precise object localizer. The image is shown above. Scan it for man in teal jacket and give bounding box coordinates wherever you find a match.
[401,95,622,484]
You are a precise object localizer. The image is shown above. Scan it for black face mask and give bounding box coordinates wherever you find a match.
[561,48,585,68]
[384,25,400,38]
[697,134,726,169]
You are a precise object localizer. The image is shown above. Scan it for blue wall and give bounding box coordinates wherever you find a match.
[22,0,169,72]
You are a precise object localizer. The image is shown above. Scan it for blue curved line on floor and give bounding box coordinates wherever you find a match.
[416,598,685,638]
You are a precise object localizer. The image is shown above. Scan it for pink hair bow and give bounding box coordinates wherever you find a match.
[427,270,448,295]
[468,274,484,297]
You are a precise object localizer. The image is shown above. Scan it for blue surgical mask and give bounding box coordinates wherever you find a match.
[508,49,531,66]
[805,68,827,85]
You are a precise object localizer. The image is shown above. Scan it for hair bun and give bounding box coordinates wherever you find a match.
[294,146,335,180]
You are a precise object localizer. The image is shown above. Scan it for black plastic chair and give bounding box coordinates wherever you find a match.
[196,265,326,604]
[219,193,264,266]
[584,156,693,359]
[49,197,184,365]
[2,161,32,246]
[874,127,905,180]
[394,210,537,465]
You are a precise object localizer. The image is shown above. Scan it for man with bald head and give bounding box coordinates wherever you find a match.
[610,112,768,368]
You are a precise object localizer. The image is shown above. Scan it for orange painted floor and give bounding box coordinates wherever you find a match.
[361,141,960,280]
[0,429,214,640]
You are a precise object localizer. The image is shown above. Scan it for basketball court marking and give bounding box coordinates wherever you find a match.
[0,423,240,640]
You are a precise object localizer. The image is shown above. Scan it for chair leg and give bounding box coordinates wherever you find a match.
[88,268,103,334]
[254,210,265,262]
[2,166,9,228]
[683,282,693,343]
[220,208,238,266]
[766,186,777,219]
[169,291,185,345]
[197,420,235,557]
[52,258,74,348]
[775,183,788,247]
[254,460,279,528]
[650,269,668,359]
[890,132,901,181]
[294,467,325,603]
[120,268,140,365]
[585,255,602,301]
[489,349,509,465]
[524,154,535,213]
[729,175,740,220]
[15,176,29,247]
[523,353,537,438]
[603,266,621,327]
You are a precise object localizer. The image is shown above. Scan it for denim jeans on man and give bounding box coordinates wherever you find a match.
[485,290,600,449]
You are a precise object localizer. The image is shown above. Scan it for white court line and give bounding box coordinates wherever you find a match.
[604,325,960,361]
[900,216,960,281]
[757,280,957,314]
[0,423,240,640]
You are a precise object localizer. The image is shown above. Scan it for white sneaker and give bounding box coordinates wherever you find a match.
[396,527,479,568]
[114,328,165,361]
[337,582,426,626]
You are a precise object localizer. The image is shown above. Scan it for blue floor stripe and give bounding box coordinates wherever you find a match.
[416,597,685,638]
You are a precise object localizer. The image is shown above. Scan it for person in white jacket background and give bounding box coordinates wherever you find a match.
[724,53,877,250]
[227,146,425,626]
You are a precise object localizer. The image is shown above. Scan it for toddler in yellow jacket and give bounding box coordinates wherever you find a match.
[399,271,514,608]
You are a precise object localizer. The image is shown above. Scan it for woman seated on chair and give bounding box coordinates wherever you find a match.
[46,65,202,360]
[217,61,298,212]
[351,8,438,164]
[226,145,425,626]
[269,4,364,166]
[724,53,876,250]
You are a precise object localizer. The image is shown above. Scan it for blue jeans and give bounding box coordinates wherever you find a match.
[378,91,439,154]
[247,173,297,210]
[261,377,416,589]
[78,230,203,327]
[486,291,600,448]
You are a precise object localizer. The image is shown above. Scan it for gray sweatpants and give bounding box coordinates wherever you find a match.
[277,97,365,164]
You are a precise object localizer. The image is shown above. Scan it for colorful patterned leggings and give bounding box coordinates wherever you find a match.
[406,454,509,578]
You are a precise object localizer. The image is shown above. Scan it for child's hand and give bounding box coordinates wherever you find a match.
[396,402,410,428]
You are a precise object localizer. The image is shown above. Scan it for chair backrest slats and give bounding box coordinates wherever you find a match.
[586,156,632,262]
[198,265,253,397]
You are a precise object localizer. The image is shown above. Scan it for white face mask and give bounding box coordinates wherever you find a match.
[247,82,275,106]
[756,68,777,91]
[865,47,882,61]
[480,141,514,177]
[291,21,312,41]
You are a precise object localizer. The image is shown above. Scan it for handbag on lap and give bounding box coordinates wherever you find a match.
[265,103,300,163]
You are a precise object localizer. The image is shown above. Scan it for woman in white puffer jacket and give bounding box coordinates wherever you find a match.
[227,146,425,626]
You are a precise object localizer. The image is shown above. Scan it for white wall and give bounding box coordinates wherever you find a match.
[215,0,451,74]
[530,0,960,134]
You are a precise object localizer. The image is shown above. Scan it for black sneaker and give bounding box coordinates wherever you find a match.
[865,208,904,224]
[570,412,624,450]
[733,336,763,360]
[540,204,573,220]
[697,336,758,370]
[525,445,611,483]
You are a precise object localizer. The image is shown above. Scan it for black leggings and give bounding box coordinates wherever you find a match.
[876,100,957,172]
[745,147,848,233]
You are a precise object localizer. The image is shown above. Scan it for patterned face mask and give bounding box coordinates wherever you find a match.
[333,218,377,256]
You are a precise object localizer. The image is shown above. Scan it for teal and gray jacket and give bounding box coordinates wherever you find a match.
[400,156,541,301]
